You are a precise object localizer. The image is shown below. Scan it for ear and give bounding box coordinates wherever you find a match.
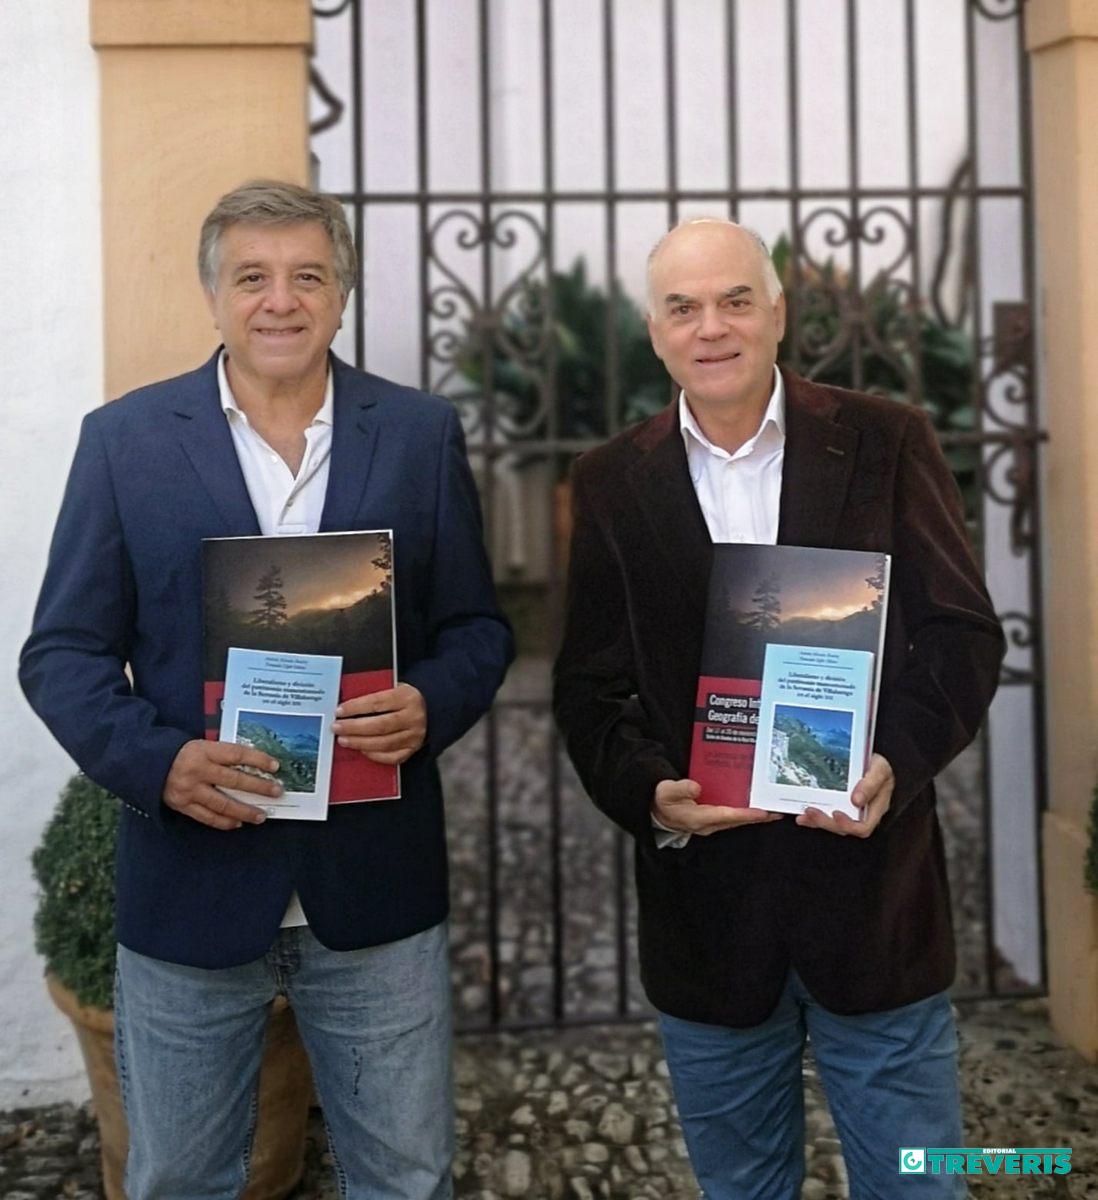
[204,288,220,328]
[773,292,787,342]
[646,311,664,362]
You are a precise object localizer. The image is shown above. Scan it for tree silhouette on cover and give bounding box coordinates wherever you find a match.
[250,565,288,630]
[371,536,392,595]
[864,558,887,611]
[744,576,782,634]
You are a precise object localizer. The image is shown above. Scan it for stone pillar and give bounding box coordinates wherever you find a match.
[1026,0,1098,1061]
[90,0,313,399]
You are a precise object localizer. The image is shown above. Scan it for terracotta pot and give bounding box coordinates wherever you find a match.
[46,974,311,1199]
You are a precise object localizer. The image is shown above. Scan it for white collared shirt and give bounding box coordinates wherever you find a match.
[217,350,334,926]
[656,366,786,849]
[218,350,334,538]
[679,366,785,545]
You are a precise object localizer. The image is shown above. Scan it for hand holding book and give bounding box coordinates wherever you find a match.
[652,778,783,836]
[164,739,280,830]
[333,683,427,766]
[794,752,895,838]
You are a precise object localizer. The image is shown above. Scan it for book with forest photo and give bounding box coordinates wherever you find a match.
[688,545,890,815]
[202,530,400,805]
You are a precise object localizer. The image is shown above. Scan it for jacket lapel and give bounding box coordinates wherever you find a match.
[624,370,860,600]
[776,369,859,548]
[320,355,380,532]
[173,351,261,534]
[626,405,714,604]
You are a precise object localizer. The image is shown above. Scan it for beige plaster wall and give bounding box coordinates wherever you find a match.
[1027,0,1098,1061]
[91,0,312,400]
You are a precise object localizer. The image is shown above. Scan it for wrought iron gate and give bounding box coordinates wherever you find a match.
[310,0,1045,1030]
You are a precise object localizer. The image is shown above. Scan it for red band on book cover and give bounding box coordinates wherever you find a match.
[205,669,398,803]
[689,675,761,807]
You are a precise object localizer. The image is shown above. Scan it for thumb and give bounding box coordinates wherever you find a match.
[662,778,701,803]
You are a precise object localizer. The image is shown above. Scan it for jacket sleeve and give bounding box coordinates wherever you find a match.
[872,407,1006,818]
[400,405,515,756]
[552,457,678,843]
[19,413,191,822]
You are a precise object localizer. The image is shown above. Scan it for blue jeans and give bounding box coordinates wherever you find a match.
[659,972,967,1200]
[115,922,453,1200]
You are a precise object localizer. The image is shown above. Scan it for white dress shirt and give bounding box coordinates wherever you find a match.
[680,367,785,545]
[656,367,786,848]
[218,350,334,925]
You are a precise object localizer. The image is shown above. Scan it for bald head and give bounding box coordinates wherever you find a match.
[644,216,787,426]
[646,219,782,313]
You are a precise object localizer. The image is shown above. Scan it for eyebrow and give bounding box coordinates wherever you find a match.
[231,261,331,275]
[662,285,753,306]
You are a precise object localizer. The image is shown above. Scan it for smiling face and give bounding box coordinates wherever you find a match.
[646,223,786,419]
[205,221,347,391]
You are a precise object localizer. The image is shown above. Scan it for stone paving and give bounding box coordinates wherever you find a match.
[2,997,1096,1198]
[5,661,1082,1198]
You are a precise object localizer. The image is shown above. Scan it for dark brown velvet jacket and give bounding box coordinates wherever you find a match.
[552,369,1005,1026]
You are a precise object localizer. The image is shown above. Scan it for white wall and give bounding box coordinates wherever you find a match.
[0,5,102,1106]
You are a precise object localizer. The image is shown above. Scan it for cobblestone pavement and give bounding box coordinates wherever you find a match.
[3,998,1096,1199]
[5,663,1074,1197]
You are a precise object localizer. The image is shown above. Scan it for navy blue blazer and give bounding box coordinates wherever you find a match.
[21,351,513,968]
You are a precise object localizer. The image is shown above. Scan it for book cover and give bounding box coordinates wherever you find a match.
[750,644,875,819]
[689,544,890,808]
[218,647,343,821]
[203,530,400,804]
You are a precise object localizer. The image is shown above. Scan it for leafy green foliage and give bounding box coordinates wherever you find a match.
[32,775,119,1009]
[458,259,669,440]
[458,247,978,514]
[771,235,978,514]
[1086,781,1098,897]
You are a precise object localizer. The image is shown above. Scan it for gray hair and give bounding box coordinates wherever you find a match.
[197,179,357,296]
[646,217,783,310]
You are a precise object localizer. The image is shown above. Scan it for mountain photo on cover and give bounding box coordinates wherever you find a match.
[703,548,888,680]
[768,703,853,793]
[203,531,393,678]
[233,709,323,794]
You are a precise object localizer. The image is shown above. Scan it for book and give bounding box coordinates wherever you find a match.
[203,530,401,805]
[749,643,875,819]
[689,544,890,816]
[218,647,343,821]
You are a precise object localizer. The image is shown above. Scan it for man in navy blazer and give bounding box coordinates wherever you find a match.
[21,180,512,1199]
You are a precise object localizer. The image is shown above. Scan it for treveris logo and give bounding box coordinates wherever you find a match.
[897,1147,1072,1176]
[899,1148,926,1174]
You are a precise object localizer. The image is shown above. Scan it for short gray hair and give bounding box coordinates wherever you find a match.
[646,217,783,310]
[197,180,357,296]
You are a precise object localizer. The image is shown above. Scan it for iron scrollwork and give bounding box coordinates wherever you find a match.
[424,209,551,439]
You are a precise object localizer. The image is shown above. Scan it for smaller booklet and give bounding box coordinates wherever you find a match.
[749,644,875,820]
[217,647,343,821]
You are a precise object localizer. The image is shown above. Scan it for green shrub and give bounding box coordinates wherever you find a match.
[456,248,978,512]
[32,774,119,1009]
[1086,781,1098,897]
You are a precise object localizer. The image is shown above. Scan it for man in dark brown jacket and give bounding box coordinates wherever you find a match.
[553,219,1004,1199]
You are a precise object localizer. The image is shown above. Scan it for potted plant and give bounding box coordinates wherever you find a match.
[32,774,311,1200]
